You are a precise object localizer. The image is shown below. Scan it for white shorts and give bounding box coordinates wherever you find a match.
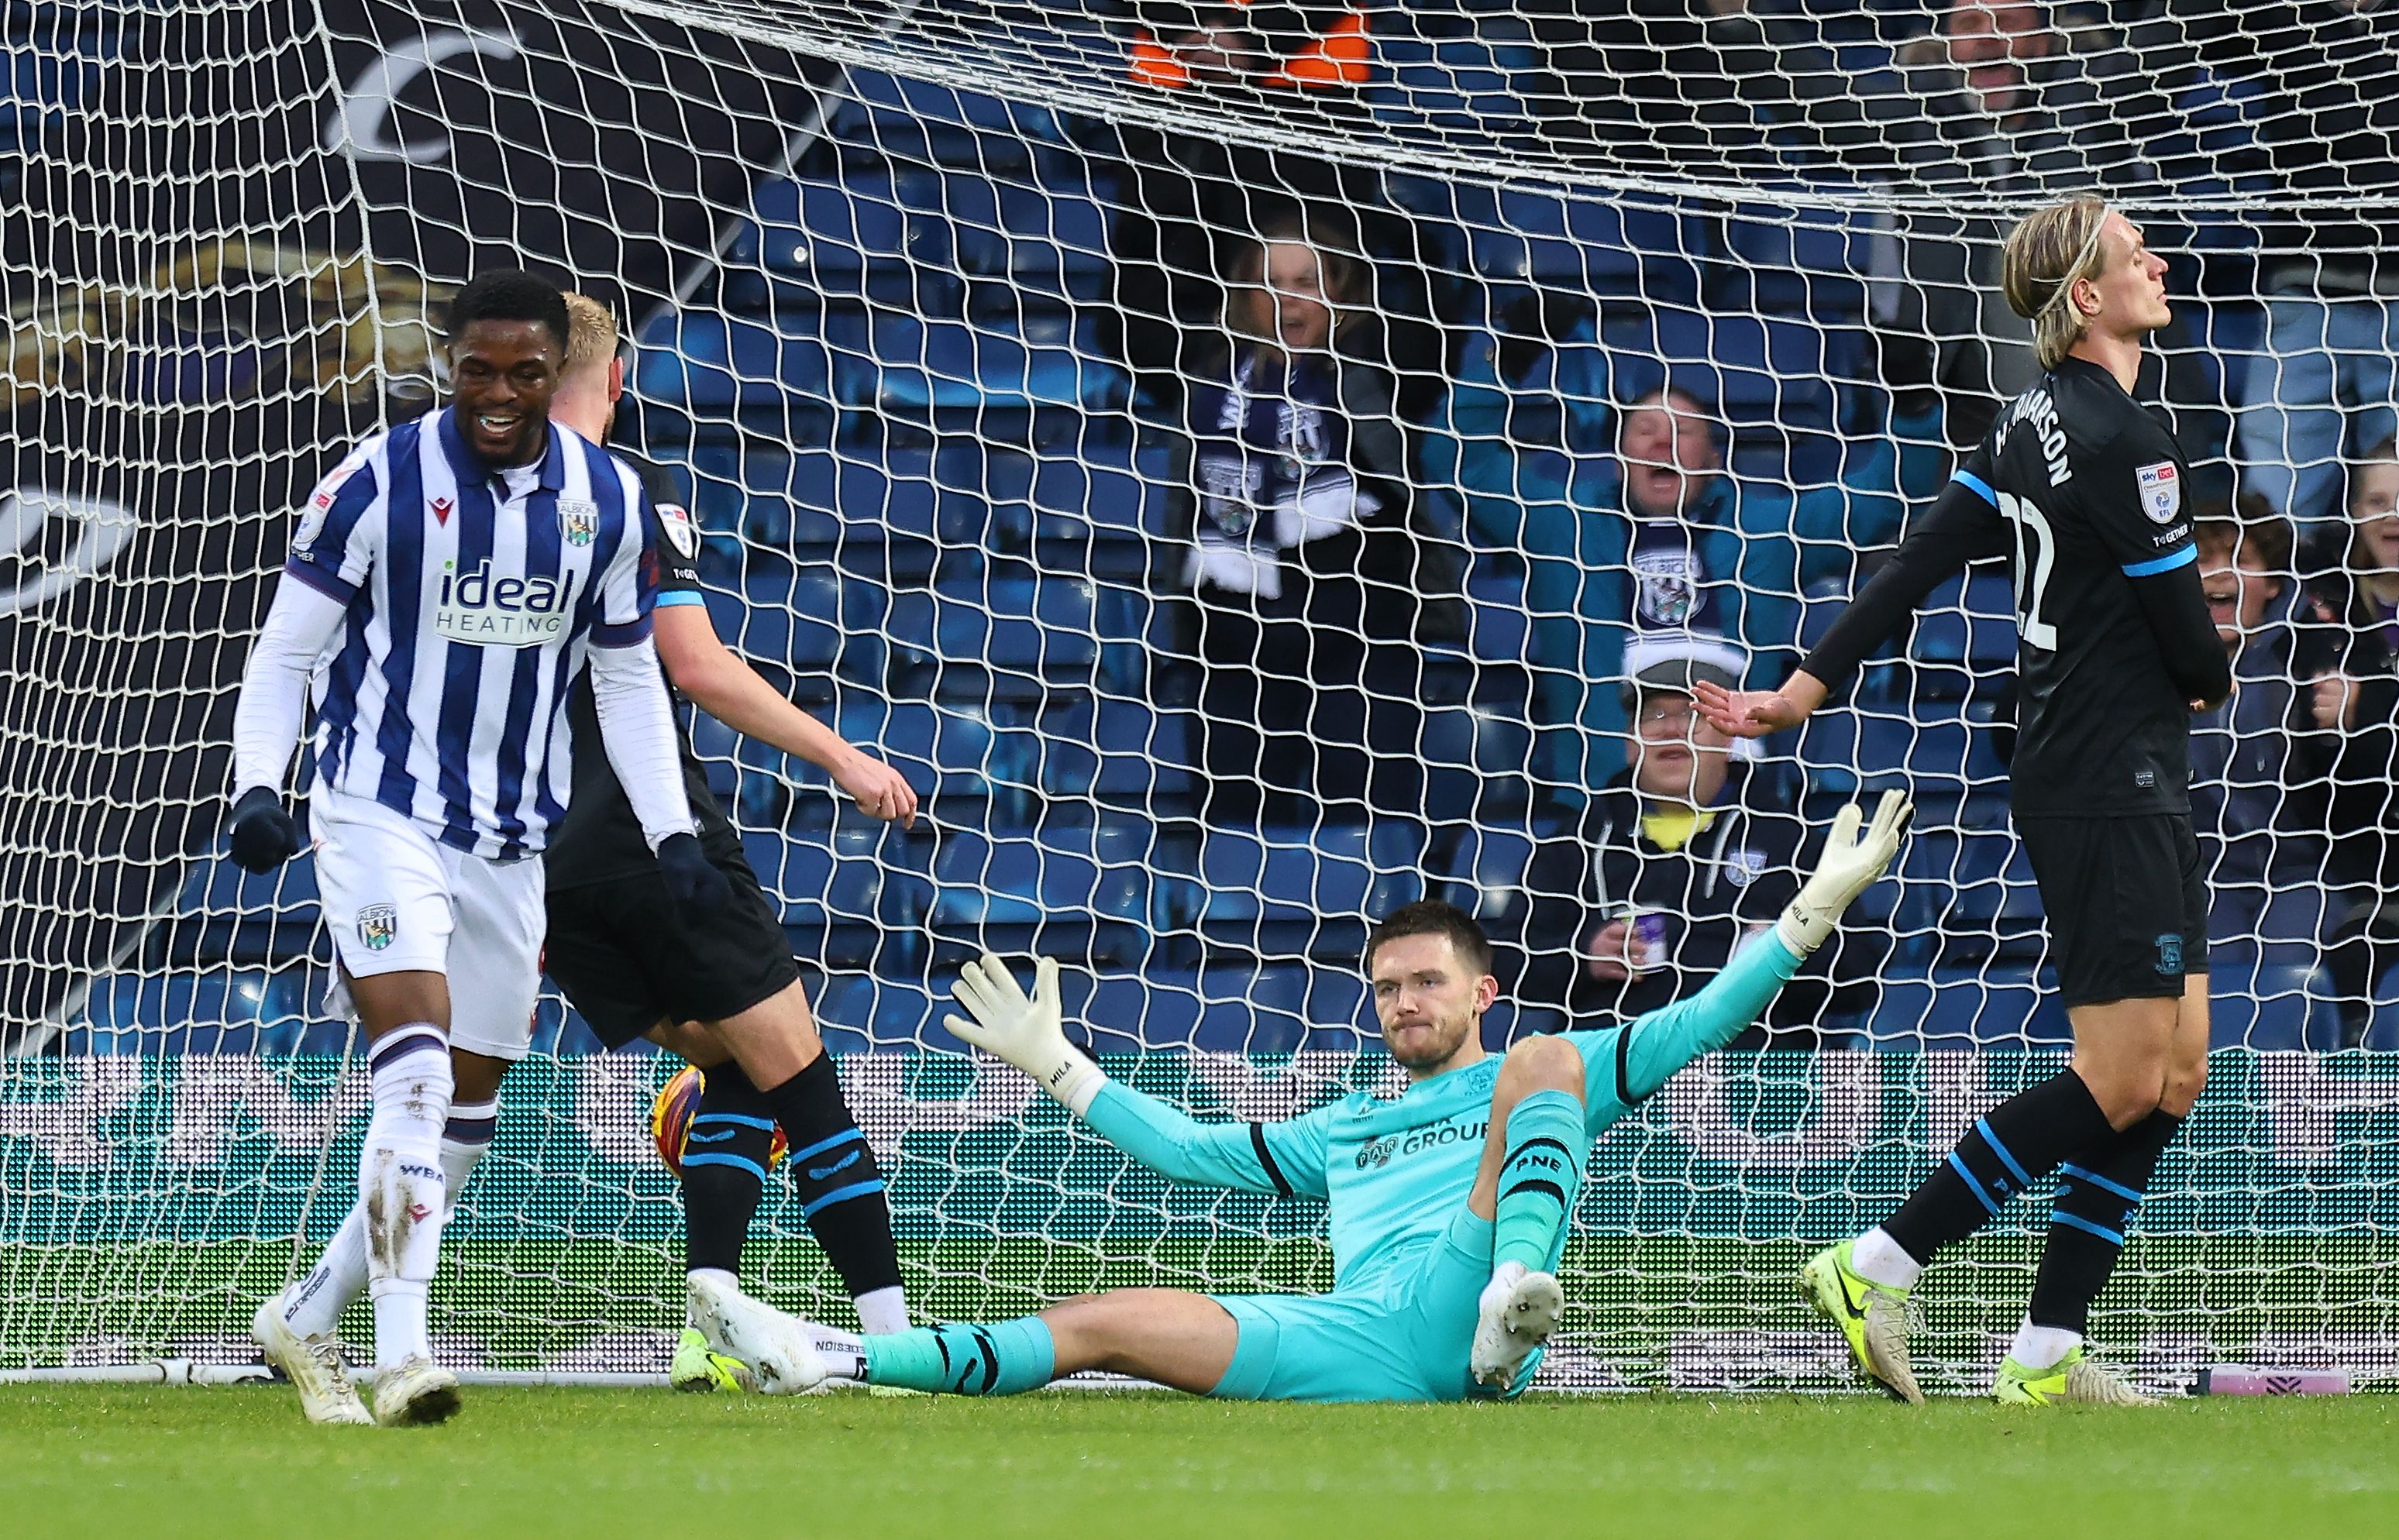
[310,788,547,1062]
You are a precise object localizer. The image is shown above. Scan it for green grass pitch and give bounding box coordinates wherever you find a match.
[4,1386,2395,1538]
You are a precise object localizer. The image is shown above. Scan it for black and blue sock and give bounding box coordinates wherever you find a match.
[2028,1109,2184,1333]
[1881,1068,2116,1265]
[683,1065,777,1277]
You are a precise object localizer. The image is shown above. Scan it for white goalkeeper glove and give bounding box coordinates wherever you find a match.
[1774,789,1912,957]
[943,954,1105,1115]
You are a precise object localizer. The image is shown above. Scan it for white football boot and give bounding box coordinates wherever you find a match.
[251,1292,373,1426]
[687,1273,828,1395]
[372,1354,463,1426]
[1470,1261,1564,1390]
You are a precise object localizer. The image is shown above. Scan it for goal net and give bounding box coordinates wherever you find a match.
[5,0,2399,1394]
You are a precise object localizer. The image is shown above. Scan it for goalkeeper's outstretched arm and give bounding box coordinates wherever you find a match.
[945,957,1331,1198]
[1571,791,1912,1116]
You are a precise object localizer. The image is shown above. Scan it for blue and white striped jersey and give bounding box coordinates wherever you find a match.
[284,406,659,860]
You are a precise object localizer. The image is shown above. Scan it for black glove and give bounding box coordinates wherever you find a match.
[656,831,732,922]
[226,785,303,873]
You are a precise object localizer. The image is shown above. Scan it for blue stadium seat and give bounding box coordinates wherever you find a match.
[632,311,833,439]
[1028,445,1169,545]
[836,312,1127,419]
[2208,961,2339,1050]
[837,700,1034,803]
[1422,705,1536,820]
[1433,823,1540,932]
[750,823,919,971]
[715,562,845,678]
[748,177,928,306]
[1716,198,1875,320]
[1863,967,2070,1048]
[168,855,323,966]
[1903,831,2043,968]
[1035,696,1197,803]
[830,70,1059,169]
[1907,572,2018,701]
[884,577,1109,698]
[927,823,1160,962]
[72,968,304,1054]
[809,973,941,1048]
[1200,823,1424,957]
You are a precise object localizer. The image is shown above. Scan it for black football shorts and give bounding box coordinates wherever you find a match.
[543,838,801,1049]
[2017,812,2208,1009]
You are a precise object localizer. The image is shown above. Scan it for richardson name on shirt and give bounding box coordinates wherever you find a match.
[434,559,578,645]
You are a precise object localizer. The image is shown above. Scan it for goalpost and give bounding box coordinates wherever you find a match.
[5,0,2398,1394]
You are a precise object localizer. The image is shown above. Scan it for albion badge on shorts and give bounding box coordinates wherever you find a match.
[357,903,398,951]
[557,496,599,548]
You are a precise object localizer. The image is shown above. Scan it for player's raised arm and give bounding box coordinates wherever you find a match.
[583,472,728,920]
[1694,476,2010,740]
[946,954,1330,1198]
[1571,791,1912,1115]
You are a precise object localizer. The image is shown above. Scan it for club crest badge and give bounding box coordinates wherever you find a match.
[1725,847,1767,887]
[2136,461,2182,524]
[357,903,398,952]
[558,496,599,548]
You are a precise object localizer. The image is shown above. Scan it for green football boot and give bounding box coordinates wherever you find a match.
[1995,1347,2160,1406]
[1800,1239,1923,1404]
[670,1325,756,1394]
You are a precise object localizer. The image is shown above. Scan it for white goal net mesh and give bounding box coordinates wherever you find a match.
[5,0,2399,1394]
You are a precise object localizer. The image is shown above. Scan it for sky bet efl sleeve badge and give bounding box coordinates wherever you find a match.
[656,499,699,559]
[2136,461,2183,524]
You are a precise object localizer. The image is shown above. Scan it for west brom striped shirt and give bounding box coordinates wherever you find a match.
[279,407,659,859]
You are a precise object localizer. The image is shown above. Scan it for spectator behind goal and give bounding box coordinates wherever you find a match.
[2301,438,2399,1041]
[2184,509,2328,968]
[1168,210,1462,824]
[1451,381,1901,789]
[1514,655,1867,1046]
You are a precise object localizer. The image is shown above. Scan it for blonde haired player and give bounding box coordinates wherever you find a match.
[1696,196,2231,1405]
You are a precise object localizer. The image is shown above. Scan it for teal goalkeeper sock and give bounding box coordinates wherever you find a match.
[862,1317,1055,1396]
[1492,1088,1588,1273]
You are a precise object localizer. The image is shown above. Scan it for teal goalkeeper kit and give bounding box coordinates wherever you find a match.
[1080,935,1805,1401]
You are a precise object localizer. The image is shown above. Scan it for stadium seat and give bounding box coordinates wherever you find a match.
[1199,823,1425,958]
[836,700,1038,805]
[1902,831,2043,968]
[926,823,1161,964]
[835,311,1128,422]
[747,177,937,308]
[1432,822,1540,933]
[1863,967,2070,1049]
[72,968,293,1054]
[1714,198,1874,320]
[632,310,834,442]
[162,855,323,967]
[1905,572,2018,703]
[752,824,921,971]
[828,69,1059,169]
[1034,696,1197,804]
[2208,961,2339,1050]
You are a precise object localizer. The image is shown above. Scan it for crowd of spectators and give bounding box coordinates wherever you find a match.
[1082,0,2399,1040]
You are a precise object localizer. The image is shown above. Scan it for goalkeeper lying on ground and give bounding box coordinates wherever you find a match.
[690,792,1909,1402]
